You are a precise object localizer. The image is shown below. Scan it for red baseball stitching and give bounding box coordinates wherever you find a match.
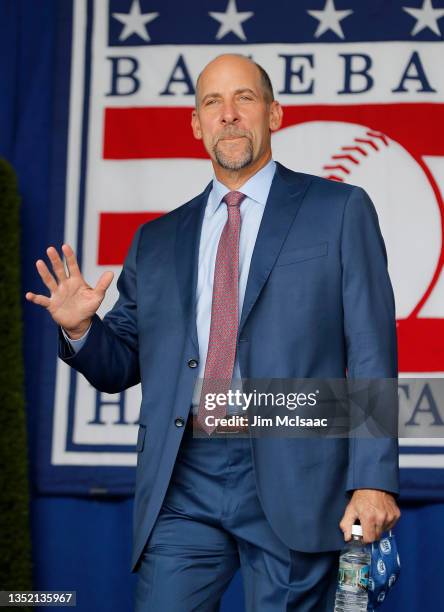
[322,130,389,182]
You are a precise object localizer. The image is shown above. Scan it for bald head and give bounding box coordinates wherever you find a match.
[195,54,274,108]
[191,53,282,183]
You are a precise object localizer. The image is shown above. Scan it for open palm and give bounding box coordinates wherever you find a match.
[26,244,114,338]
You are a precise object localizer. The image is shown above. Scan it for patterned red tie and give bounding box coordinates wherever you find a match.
[197,191,246,435]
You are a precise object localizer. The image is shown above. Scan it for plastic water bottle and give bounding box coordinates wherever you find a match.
[334,523,371,611]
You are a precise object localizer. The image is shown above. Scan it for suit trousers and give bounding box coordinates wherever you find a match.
[134,421,339,611]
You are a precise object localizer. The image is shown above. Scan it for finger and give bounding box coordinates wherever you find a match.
[94,271,114,297]
[339,505,358,541]
[382,501,398,525]
[61,244,82,278]
[25,292,51,308]
[385,515,400,531]
[361,518,377,544]
[373,523,384,542]
[46,246,67,283]
[36,259,58,293]
[387,502,401,523]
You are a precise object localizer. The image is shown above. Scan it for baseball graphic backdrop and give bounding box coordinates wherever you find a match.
[37,0,444,497]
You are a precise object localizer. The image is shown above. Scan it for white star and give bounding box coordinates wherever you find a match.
[112,0,159,42]
[403,0,444,36]
[209,0,254,41]
[307,0,353,39]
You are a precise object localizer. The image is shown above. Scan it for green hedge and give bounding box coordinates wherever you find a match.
[0,158,32,596]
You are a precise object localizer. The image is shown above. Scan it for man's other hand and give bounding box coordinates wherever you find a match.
[339,489,401,543]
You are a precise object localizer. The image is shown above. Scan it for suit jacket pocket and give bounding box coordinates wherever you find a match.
[136,424,147,452]
[275,241,328,267]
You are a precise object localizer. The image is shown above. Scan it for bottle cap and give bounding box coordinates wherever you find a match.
[351,524,363,537]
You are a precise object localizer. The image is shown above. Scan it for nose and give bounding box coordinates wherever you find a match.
[220,100,239,125]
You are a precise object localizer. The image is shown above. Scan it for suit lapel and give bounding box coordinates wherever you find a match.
[175,183,211,355]
[174,165,312,353]
[239,163,312,335]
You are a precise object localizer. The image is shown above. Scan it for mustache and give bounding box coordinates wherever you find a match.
[214,128,251,145]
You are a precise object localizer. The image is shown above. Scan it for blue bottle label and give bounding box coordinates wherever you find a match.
[337,561,370,593]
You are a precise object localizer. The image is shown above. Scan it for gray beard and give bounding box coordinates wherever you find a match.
[214,141,253,170]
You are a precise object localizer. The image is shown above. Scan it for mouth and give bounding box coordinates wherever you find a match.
[218,135,248,143]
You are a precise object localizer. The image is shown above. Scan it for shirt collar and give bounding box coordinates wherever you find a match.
[207,159,276,217]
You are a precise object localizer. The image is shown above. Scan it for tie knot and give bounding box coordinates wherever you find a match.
[223,191,246,208]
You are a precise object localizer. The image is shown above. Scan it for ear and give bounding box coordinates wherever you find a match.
[269,101,283,133]
[191,109,202,140]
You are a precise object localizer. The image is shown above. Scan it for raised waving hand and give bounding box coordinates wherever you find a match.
[26,244,114,339]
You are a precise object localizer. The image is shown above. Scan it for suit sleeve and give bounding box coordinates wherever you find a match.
[58,226,143,393]
[341,186,399,495]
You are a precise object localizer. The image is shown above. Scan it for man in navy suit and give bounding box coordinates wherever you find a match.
[27,54,400,610]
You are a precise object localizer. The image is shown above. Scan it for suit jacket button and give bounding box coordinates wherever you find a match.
[188,359,198,368]
[175,417,185,427]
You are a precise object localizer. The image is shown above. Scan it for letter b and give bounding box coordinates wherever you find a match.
[106,56,140,96]
[338,54,373,95]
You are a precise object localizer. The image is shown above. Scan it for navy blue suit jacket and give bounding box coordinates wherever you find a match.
[59,162,399,572]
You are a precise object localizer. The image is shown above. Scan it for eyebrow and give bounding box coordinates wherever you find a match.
[200,88,259,105]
